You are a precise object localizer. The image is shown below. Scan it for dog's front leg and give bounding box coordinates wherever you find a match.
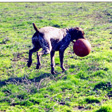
[50,51,55,74]
[59,50,66,72]
[27,47,37,67]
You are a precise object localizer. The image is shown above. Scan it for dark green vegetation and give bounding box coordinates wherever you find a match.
[0,2,112,112]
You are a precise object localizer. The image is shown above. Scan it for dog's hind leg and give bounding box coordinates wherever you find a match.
[27,47,38,67]
[38,39,52,56]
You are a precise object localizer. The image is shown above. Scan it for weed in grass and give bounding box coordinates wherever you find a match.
[94,81,112,90]
[107,90,112,98]
[96,105,112,112]
[85,97,100,104]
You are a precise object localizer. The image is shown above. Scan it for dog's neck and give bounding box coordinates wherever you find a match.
[66,28,77,41]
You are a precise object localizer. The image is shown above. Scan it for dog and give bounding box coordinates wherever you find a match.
[27,23,85,74]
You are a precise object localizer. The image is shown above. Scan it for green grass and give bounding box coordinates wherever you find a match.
[0,2,112,112]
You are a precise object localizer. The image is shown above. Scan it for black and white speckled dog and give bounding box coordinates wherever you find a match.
[27,23,85,74]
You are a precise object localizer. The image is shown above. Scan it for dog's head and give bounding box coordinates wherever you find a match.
[69,27,85,40]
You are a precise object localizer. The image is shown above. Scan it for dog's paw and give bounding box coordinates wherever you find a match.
[27,61,32,67]
[36,65,41,69]
[51,70,56,74]
[62,68,67,72]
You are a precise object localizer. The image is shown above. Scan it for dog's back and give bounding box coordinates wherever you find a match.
[39,26,64,40]
[35,26,68,51]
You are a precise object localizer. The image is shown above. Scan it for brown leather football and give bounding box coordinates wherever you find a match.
[73,39,91,57]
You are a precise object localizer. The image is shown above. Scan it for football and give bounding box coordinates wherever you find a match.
[73,39,91,57]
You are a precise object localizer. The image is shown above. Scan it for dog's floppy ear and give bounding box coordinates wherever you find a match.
[33,23,39,33]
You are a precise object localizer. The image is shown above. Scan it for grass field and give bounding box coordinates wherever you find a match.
[0,2,112,112]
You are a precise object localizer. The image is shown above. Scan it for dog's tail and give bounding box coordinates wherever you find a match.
[33,23,39,33]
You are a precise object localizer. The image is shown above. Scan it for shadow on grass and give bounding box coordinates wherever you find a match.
[0,72,57,87]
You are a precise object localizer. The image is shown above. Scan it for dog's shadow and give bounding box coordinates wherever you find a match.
[0,72,60,87]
